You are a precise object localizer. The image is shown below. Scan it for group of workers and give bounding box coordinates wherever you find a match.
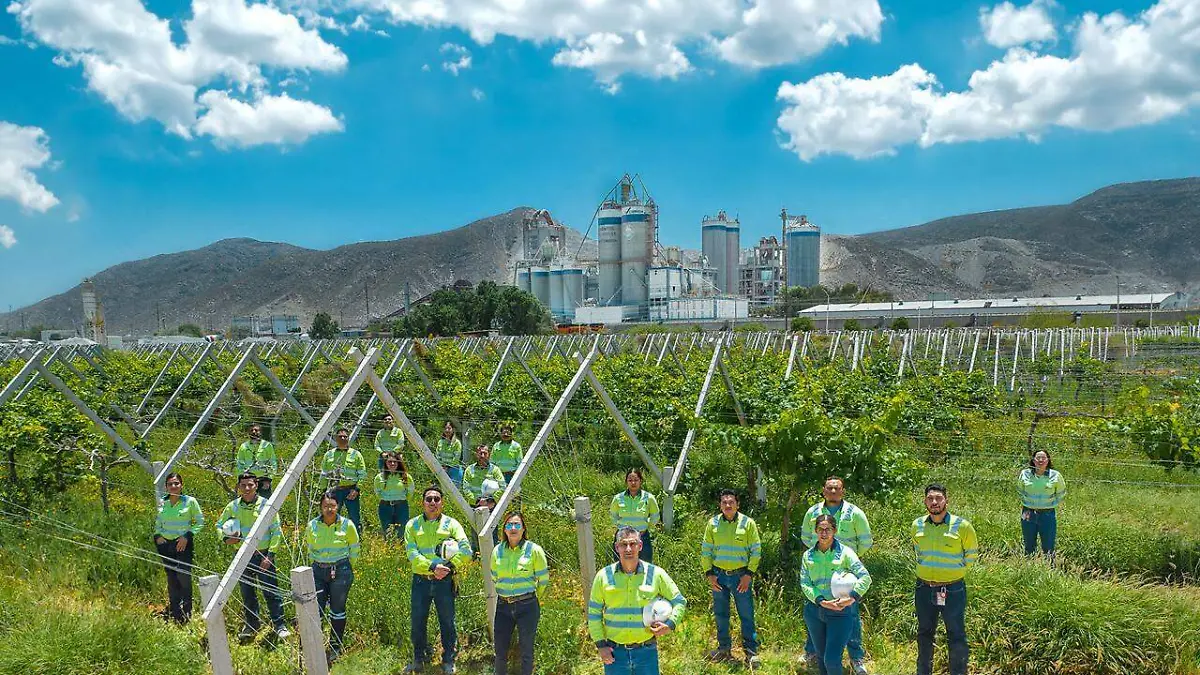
[154,420,1067,675]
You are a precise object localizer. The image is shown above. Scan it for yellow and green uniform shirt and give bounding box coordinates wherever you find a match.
[216,496,282,552]
[588,562,686,647]
[799,500,874,553]
[405,514,473,575]
[321,447,367,487]
[305,515,361,564]
[435,437,463,468]
[155,494,205,540]
[609,490,660,532]
[236,440,278,478]
[1018,468,1066,509]
[910,513,979,583]
[701,512,762,573]
[800,540,872,603]
[491,439,523,473]
[490,540,550,598]
[374,471,415,502]
[463,462,507,503]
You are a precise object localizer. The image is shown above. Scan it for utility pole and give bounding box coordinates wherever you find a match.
[1115,275,1121,328]
[780,208,789,325]
[364,281,371,322]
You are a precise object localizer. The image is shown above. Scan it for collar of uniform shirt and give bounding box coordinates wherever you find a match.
[924,512,953,526]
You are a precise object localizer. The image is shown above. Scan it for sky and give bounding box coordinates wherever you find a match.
[2,0,1200,310]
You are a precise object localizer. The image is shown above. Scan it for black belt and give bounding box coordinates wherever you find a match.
[497,592,536,604]
[313,559,350,568]
[380,499,407,506]
[613,639,656,650]
[714,567,749,575]
[918,578,964,587]
[1024,506,1054,512]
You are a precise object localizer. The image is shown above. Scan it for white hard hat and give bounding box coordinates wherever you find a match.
[830,571,859,599]
[481,479,501,499]
[220,519,241,538]
[642,599,672,627]
[436,538,460,561]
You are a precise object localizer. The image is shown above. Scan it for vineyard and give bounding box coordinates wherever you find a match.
[1,327,1200,675]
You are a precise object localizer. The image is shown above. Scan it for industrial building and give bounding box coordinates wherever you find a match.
[701,210,740,295]
[739,236,784,307]
[783,211,820,289]
[231,315,301,336]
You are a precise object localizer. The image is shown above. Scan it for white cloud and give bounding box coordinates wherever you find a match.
[440,42,471,75]
[421,63,430,72]
[195,90,344,148]
[552,31,690,90]
[980,0,1057,48]
[714,0,884,68]
[0,225,16,248]
[9,0,348,146]
[0,121,60,212]
[0,34,18,45]
[776,0,1200,160]
[471,87,485,101]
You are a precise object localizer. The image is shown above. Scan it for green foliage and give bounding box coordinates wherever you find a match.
[310,311,340,339]
[394,282,553,337]
[790,316,814,331]
[890,316,910,330]
[1113,385,1200,471]
[842,318,862,331]
[175,323,204,338]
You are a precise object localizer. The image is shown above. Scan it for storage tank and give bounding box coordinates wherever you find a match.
[598,206,623,305]
[724,217,740,296]
[532,266,551,310]
[785,215,821,289]
[622,205,652,307]
[549,266,565,318]
[516,269,531,295]
[701,215,728,293]
[562,267,584,322]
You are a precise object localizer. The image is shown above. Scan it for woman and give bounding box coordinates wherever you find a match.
[153,472,205,624]
[801,514,871,675]
[305,490,361,662]
[490,512,549,675]
[1019,449,1066,557]
[436,421,464,488]
[374,452,414,540]
[609,468,660,562]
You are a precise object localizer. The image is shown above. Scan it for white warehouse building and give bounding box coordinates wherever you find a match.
[799,292,1191,324]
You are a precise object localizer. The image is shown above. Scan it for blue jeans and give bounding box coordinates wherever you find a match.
[332,486,361,531]
[314,560,354,650]
[915,580,968,675]
[1021,508,1057,555]
[239,550,286,632]
[494,596,540,675]
[611,530,653,564]
[411,575,457,665]
[378,500,409,540]
[804,602,854,675]
[444,465,463,488]
[805,602,864,661]
[603,642,659,675]
[711,568,759,653]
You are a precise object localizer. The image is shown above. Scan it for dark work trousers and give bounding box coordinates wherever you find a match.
[313,559,354,654]
[256,477,273,500]
[915,580,968,675]
[611,529,653,564]
[711,568,759,654]
[378,500,409,540]
[332,485,361,531]
[240,550,287,633]
[155,535,195,624]
[1021,508,1057,555]
[493,595,540,675]
[411,575,457,665]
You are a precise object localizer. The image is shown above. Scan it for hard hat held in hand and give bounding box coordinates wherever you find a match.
[642,599,672,627]
[436,539,460,561]
[220,519,242,538]
[830,571,859,599]
[481,479,501,499]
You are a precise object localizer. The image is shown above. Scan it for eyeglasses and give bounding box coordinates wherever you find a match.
[504,522,522,531]
[424,496,442,503]
[816,527,835,533]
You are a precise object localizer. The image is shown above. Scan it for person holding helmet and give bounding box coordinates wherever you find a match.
[153,472,204,624]
[492,423,523,484]
[463,443,507,509]
[305,490,361,663]
[235,424,278,498]
[216,472,289,641]
[490,512,550,675]
[374,452,414,540]
[404,485,473,674]
[588,525,686,675]
[801,514,872,675]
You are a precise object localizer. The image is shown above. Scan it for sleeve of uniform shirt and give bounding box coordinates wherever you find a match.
[304,520,316,560]
[373,473,386,498]
[1054,471,1067,507]
[488,546,500,588]
[264,442,278,474]
[449,518,473,568]
[909,518,921,557]
[346,519,361,561]
[747,517,762,573]
[853,507,874,554]
[700,518,715,572]
[845,547,872,600]
[462,467,478,503]
[1017,469,1030,505]
[373,430,384,454]
[235,444,251,474]
[655,567,686,629]
[608,495,621,527]
[646,493,660,527]
[491,465,508,490]
[960,519,979,570]
[216,501,235,537]
[349,450,367,483]
[319,451,335,479]
[532,544,550,597]
[800,505,817,550]
[267,510,283,552]
[800,553,819,603]
[404,473,415,500]
[406,519,433,575]
[587,572,606,642]
[188,496,206,535]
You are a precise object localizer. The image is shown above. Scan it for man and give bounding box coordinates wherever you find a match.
[320,427,367,531]
[462,444,507,508]
[799,476,874,675]
[701,489,762,666]
[588,526,686,675]
[235,425,278,499]
[374,414,404,471]
[911,483,978,675]
[491,424,523,484]
[217,472,289,641]
[404,485,473,674]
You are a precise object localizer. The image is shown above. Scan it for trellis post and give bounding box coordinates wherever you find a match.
[291,566,330,675]
[574,496,596,608]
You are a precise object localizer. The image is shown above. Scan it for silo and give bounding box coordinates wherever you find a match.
[562,267,584,322]
[598,206,623,305]
[532,266,551,310]
[549,266,565,318]
[516,269,531,295]
[786,216,821,288]
[622,205,651,306]
[724,216,740,297]
[701,216,727,293]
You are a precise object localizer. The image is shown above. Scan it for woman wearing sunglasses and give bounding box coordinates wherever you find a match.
[490,512,549,675]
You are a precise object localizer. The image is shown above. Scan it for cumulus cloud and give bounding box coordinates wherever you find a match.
[195,91,344,148]
[776,0,1200,160]
[552,31,690,91]
[0,121,59,212]
[440,42,471,76]
[980,0,1057,48]
[471,87,485,101]
[0,225,16,248]
[9,0,348,146]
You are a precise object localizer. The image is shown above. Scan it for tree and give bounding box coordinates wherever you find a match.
[310,312,340,340]
[890,317,910,330]
[393,284,552,337]
[496,286,553,335]
[843,319,861,331]
[791,316,815,332]
[176,323,203,338]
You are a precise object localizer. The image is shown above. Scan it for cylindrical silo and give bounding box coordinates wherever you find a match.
[517,269,531,295]
[725,217,740,297]
[622,205,651,307]
[786,216,821,288]
[701,217,727,293]
[563,267,584,322]
[549,266,565,319]
[532,266,551,311]
[598,206,623,305]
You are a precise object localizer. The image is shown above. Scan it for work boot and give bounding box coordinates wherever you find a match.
[851,659,869,675]
[705,649,733,662]
[275,626,292,640]
[403,662,426,674]
[237,626,257,643]
[804,653,820,673]
[745,651,762,668]
[441,662,456,674]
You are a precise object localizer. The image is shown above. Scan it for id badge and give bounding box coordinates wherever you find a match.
[330,566,337,581]
[935,588,947,606]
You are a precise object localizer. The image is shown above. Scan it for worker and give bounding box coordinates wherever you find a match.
[701,489,762,666]
[374,414,404,471]
[217,472,289,641]
[490,512,550,675]
[435,421,465,487]
[1019,449,1066,558]
[588,525,686,675]
[374,452,415,540]
[609,468,660,563]
[305,490,361,663]
[153,472,204,624]
[320,427,367,531]
[404,485,473,675]
[799,476,873,675]
[801,514,872,675]
[463,443,507,508]
[492,423,523,484]
[911,483,978,675]
[235,424,278,498]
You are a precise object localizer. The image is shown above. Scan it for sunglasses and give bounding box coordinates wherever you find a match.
[424,495,442,503]
[504,522,523,531]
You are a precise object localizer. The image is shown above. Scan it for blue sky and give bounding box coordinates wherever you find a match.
[2,0,1199,310]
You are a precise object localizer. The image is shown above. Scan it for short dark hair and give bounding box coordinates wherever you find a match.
[1029,449,1054,471]
[814,514,838,530]
[320,490,340,507]
[423,485,443,500]
[164,472,183,485]
[718,488,739,502]
[625,468,644,482]
[237,472,258,484]
[924,483,947,497]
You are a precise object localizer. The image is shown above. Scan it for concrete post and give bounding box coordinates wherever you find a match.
[198,575,234,675]
[291,566,330,675]
[475,506,497,636]
[574,496,597,608]
[662,466,675,530]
